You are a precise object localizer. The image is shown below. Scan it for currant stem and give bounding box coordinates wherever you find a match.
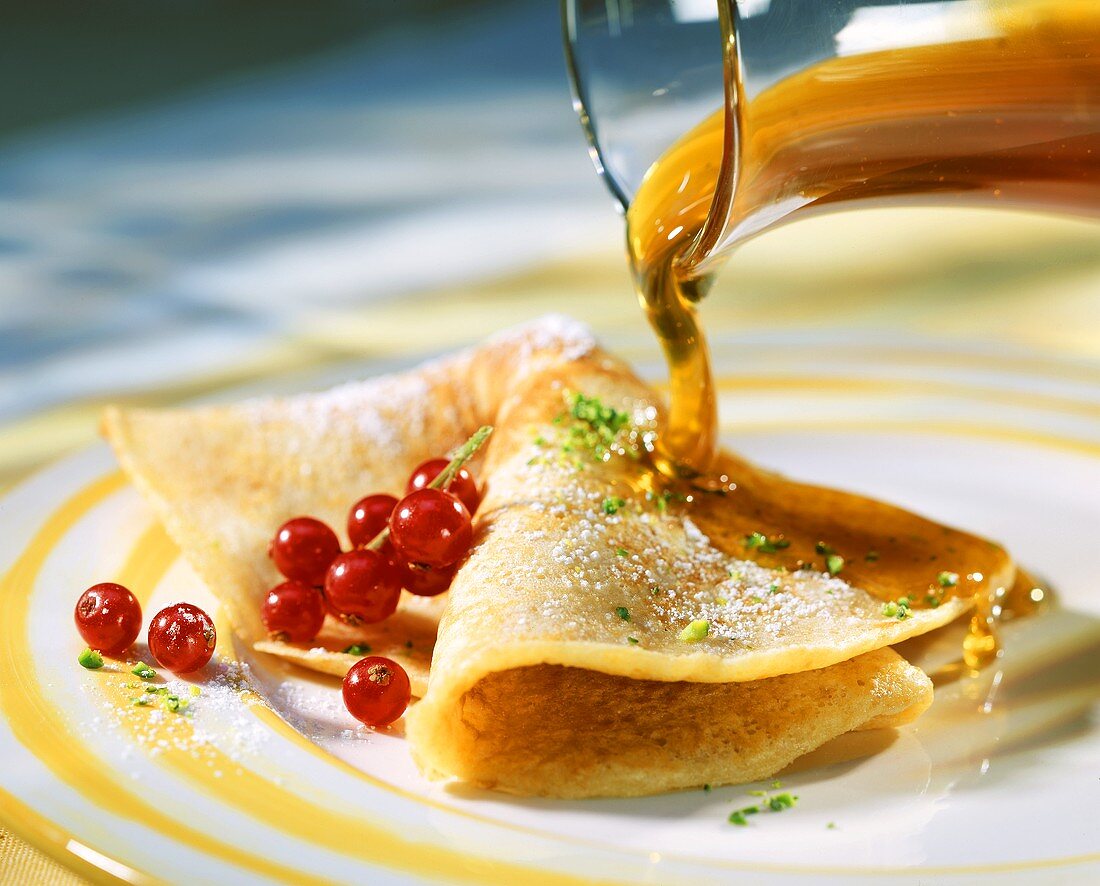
[365,425,493,552]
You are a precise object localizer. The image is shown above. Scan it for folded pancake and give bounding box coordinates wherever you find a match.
[102,317,600,692]
[103,316,1015,797]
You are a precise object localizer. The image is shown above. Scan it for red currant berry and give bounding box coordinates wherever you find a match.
[148,603,216,673]
[268,517,341,585]
[347,494,398,549]
[74,583,142,655]
[407,458,480,514]
[324,550,401,625]
[342,656,411,727]
[399,561,456,597]
[389,489,472,569]
[261,581,326,643]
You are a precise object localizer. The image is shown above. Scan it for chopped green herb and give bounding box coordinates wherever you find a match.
[533,435,547,447]
[814,541,835,555]
[343,644,372,656]
[164,694,186,713]
[768,582,780,594]
[865,550,880,562]
[826,554,845,576]
[649,586,660,597]
[627,636,639,645]
[78,648,103,669]
[615,606,630,621]
[131,696,152,707]
[145,685,168,695]
[827,822,837,830]
[615,547,629,558]
[937,571,959,588]
[743,532,791,554]
[771,780,783,789]
[131,662,156,679]
[751,595,764,604]
[703,783,711,793]
[678,619,710,642]
[602,496,626,515]
[728,569,742,581]
[925,594,942,608]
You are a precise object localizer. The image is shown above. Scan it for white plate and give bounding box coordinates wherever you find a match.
[1,338,1098,884]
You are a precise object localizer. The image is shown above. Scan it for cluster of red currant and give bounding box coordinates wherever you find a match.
[262,427,490,728]
[262,457,479,642]
[74,427,490,730]
[75,583,216,674]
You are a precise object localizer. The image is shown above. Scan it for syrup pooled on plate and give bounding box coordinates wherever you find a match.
[626,0,1096,663]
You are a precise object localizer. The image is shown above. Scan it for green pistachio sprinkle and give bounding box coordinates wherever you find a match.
[164,695,186,713]
[78,648,103,669]
[131,696,152,707]
[703,783,711,792]
[728,806,760,826]
[678,619,710,642]
[937,571,959,588]
[743,532,790,554]
[882,596,912,620]
[602,497,626,515]
[826,554,845,576]
[560,392,631,461]
[615,607,630,621]
[627,637,639,645]
[925,594,942,608]
[616,547,629,557]
[769,793,798,811]
[343,644,371,655]
[131,662,156,679]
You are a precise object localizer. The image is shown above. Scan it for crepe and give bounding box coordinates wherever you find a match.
[104,316,1015,797]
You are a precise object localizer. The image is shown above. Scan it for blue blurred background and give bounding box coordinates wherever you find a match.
[1,0,1098,489]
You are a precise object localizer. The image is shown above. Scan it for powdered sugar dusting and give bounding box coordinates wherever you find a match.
[86,655,271,776]
[453,404,929,672]
[484,314,597,364]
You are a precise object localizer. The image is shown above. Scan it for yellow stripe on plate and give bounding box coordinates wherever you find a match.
[3,423,1100,882]
[0,476,620,885]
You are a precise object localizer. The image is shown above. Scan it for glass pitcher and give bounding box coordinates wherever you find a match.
[565,0,1098,477]
[564,0,1099,277]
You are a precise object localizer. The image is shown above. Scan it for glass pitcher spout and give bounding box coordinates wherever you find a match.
[567,0,1100,271]
[565,0,1099,477]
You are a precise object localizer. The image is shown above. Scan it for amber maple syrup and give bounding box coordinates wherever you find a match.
[627,0,1097,665]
